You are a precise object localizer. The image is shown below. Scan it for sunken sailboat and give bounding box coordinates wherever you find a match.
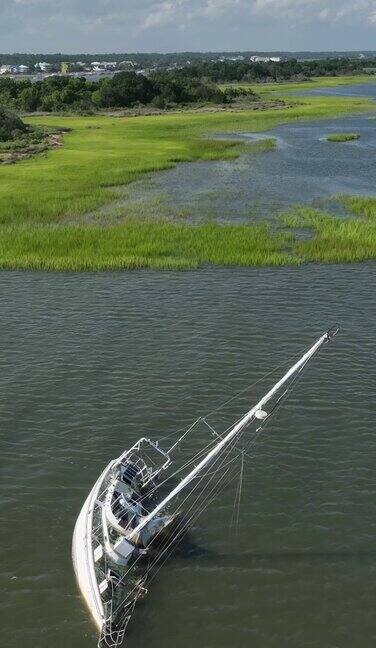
[72,328,338,647]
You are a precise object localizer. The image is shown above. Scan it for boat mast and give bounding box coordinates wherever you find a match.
[127,328,337,543]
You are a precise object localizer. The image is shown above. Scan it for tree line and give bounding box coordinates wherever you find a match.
[0,52,375,68]
[173,57,376,83]
[0,56,374,114]
[0,72,258,113]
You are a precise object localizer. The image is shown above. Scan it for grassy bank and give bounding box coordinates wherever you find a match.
[0,83,375,270]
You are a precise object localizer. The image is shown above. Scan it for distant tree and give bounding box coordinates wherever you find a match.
[18,84,41,111]
[40,90,63,112]
[95,72,156,108]
[0,106,28,140]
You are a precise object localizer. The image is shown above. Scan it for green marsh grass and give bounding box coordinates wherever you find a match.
[243,137,277,153]
[326,133,360,142]
[341,196,376,218]
[11,91,372,225]
[0,84,375,270]
[281,199,376,263]
[0,221,297,271]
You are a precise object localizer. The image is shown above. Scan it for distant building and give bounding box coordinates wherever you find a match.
[229,56,245,61]
[219,55,245,62]
[90,61,117,70]
[250,56,281,63]
[120,60,136,68]
[0,64,15,75]
[35,62,54,72]
[18,65,29,74]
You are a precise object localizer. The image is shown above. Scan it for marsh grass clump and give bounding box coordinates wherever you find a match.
[326,133,360,143]
[0,221,297,271]
[281,203,376,263]
[339,195,376,218]
[245,138,277,153]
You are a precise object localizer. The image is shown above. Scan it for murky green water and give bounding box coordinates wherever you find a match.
[1,263,375,648]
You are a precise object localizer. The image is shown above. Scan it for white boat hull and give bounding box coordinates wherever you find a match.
[72,463,114,633]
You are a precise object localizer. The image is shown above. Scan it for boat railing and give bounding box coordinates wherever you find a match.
[99,596,137,648]
[114,438,172,488]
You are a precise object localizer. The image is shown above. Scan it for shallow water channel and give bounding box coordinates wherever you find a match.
[1,83,376,648]
[121,82,376,223]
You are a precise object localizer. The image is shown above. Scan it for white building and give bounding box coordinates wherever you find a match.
[35,62,54,72]
[120,60,136,68]
[18,65,29,74]
[0,65,16,75]
[250,56,281,63]
[90,61,117,70]
[219,55,245,62]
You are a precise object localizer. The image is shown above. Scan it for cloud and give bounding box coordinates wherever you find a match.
[252,0,376,22]
[0,0,375,52]
[197,0,244,18]
[141,1,182,29]
[140,0,243,30]
[13,0,40,4]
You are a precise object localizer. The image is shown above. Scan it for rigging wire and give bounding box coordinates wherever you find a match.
[230,450,245,536]
[143,441,244,590]
[137,344,317,512]
[102,334,330,629]
[114,431,241,595]
[142,348,319,578]
[112,349,317,613]
[112,427,248,614]
[156,338,315,446]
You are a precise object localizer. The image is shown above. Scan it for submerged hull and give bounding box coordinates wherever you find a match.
[72,462,113,633]
[72,439,174,647]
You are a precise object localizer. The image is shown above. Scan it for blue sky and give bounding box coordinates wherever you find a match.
[1,0,376,53]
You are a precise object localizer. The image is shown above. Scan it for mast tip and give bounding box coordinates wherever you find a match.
[326,325,340,342]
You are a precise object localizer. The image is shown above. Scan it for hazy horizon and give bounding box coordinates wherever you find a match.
[1,49,375,56]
